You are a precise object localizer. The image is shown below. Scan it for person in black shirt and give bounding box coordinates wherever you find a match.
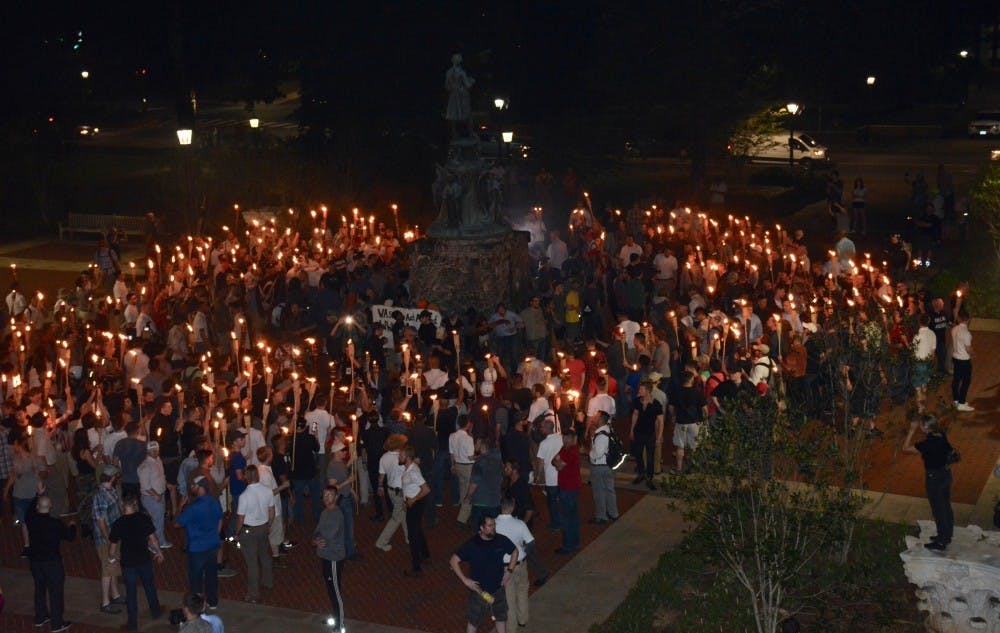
[450,515,518,631]
[629,382,663,489]
[928,298,949,375]
[903,414,954,551]
[428,397,458,528]
[26,495,77,632]
[361,413,388,522]
[290,418,322,523]
[501,414,532,485]
[673,372,706,474]
[270,434,293,541]
[109,494,163,631]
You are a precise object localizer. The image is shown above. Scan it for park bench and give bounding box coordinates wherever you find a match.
[58,213,147,241]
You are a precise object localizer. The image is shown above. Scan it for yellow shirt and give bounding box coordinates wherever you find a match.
[565,290,581,324]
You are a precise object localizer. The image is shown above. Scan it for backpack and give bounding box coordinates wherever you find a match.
[596,427,627,470]
[530,409,555,444]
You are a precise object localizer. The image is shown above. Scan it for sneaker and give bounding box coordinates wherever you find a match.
[110,595,126,605]
[956,403,975,412]
[376,543,392,552]
[33,617,50,627]
[217,566,238,578]
[100,603,122,614]
[207,604,218,611]
[924,541,947,551]
[588,518,608,525]
[280,540,296,550]
[160,541,173,549]
[533,574,549,587]
[51,622,72,633]
[244,595,260,604]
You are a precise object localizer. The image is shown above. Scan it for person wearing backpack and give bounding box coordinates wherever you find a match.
[589,412,619,524]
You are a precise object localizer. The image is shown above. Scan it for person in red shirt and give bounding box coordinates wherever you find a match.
[565,350,587,393]
[552,430,582,554]
[704,358,727,418]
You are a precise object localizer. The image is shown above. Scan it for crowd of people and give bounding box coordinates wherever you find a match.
[0,190,973,630]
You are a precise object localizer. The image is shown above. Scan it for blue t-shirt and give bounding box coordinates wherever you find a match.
[229,452,248,498]
[177,495,223,553]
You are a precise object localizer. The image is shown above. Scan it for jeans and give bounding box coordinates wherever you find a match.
[926,468,954,544]
[430,450,459,512]
[405,498,429,572]
[367,467,385,518]
[292,478,322,523]
[30,559,65,627]
[557,488,580,551]
[141,494,166,544]
[187,548,219,607]
[632,433,655,479]
[590,464,619,520]
[951,358,971,404]
[123,561,161,631]
[337,495,356,559]
[545,485,561,529]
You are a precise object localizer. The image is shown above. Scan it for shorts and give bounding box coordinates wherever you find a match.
[97,541,122,577]
[466,587,508,625]
[13,496,33,524]
[163,457,181,486]
[911,361,931,389]
[673,423,699,450]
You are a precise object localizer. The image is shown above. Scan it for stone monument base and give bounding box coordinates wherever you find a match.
[408,230,531,315]
[900,520,1000,633]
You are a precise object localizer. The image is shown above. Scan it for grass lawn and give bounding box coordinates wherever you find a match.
[593,518,924,633]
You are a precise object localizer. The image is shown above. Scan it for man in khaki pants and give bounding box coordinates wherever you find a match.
[234,466,274,603]
[495,497,534,627]
[375,435,408,551]
[448,416,475,525]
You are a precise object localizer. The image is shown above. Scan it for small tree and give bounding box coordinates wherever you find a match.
[969,162,1000,261]
[727,106,793,160]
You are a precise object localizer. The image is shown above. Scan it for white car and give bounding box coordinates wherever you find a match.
[969,111,1000,138]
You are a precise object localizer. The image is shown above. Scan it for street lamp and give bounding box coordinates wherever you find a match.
[866,76,876,86]
[786,103,801,168]
[176,129,193,146]
[80,70,90,79]
[959,49,969,58]
[248,118,260,129]
[494,98,506,110]
[502,131,513,143]
[493,98,507,160]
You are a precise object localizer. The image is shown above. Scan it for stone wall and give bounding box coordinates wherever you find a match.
[900,521,1000,632]
[407,230,532,315]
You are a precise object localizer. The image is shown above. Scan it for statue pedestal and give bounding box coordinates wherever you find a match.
[408,230,532,315]
[900,521,1000,633]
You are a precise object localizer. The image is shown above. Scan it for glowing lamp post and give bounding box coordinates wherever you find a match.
[176,129,193,146]
[785,102,800,168]
[249,118,260,129]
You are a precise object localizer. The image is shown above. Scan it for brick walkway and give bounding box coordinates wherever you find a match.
[1,486,643,633]
[0,613,120,633]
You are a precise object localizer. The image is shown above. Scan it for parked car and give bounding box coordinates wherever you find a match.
[729,131,830,167]
[968,110,1000,138]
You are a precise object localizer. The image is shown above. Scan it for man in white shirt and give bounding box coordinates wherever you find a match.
[951,310,973,412]
[422,357,449,391]
[235,466,275,603]
[123,346,150,390]
[911,314,936,415]
[586,377,615,433]
[527,384,555,432]
[616,315,641,351]
[6,283,27,317]
[652,248,678,298]
[449,417,476,525]
[138,442,170,548]
[618,236,642,268]
[546,230,569,271]
[535,420,563,530]
[589,412,619,524]
[495,497,535,627]
[375,435,409,551]
[305,396,337,477]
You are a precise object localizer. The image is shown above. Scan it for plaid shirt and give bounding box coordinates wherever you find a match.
[92,485,122,545]
[0,426,12,480]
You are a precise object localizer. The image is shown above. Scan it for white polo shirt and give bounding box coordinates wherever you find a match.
[305,408,337,454]
[536,433,563,486]
[237,481,275,527]
[401,463,426,501]
[589,424,611,466]
[912,326,936,361]
[448,429,475,465]
[379,450,404,489]
[495,513,534,561]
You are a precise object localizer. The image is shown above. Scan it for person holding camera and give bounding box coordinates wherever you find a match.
[26,494,76,632]
[902,414,956,551]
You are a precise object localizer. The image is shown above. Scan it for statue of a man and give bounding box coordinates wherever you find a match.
[445,53,474,137]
